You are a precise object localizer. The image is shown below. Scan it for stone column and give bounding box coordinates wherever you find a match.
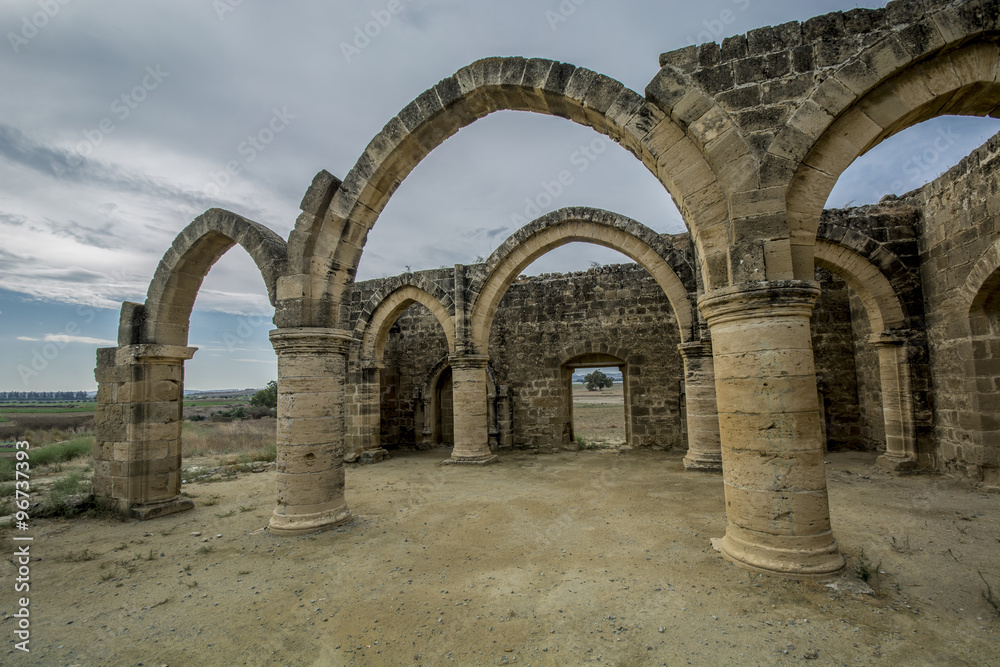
[269,328,352,535]
[870,331,918,472]
[699,281,844,577]
[359,363,389,464]
[92,344,196,519]
[442,354,498,465]
[678,340,722,472]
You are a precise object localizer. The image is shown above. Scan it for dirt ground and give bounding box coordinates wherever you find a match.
[2,448,999,666]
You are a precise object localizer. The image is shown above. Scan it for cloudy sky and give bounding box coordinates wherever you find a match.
[2,0,999,392]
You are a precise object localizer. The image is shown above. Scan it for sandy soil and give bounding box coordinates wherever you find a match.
[2,448,999,666]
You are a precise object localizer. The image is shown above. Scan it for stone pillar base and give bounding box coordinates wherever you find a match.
[683,451,723,472]
[876,453,918,473]
[361,448,390,464]
[269,503,352,536]
[441,455,499,466]
[711,525,845,579]
[130,496,194,520]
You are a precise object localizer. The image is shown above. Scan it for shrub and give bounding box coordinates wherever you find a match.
[250,381,277,409]
[29,436,94,468]
[48,470,90,500]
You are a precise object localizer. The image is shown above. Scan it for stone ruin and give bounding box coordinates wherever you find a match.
[92,0,1000,578]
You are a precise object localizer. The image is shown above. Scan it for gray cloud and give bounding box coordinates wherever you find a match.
[0,124,259,216]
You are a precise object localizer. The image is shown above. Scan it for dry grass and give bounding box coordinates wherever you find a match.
[182,418,276,462]
[0,416,94,443]
[572,404,625,446]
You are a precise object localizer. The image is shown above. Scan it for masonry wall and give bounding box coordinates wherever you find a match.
[811,268,866,451]
[487,264,684,451]
[818,202,932,454]
[353,257,870,454]
[917,132,1000,484]
[381,304,450,446]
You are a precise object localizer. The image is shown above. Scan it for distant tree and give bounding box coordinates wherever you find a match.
[584,370,614,392]
[250,380,278,408]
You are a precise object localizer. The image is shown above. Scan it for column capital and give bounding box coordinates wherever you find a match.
[270,327,354,355]
[117,344,197,365]
[448,353,490,370]
[698,280,820,327]
[866,329,917,348]
[677,339,712,358]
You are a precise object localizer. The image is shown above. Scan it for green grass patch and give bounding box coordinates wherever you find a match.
[48,470,90,499]
[183,400,246,407]
[0,459,14,483]
[0,406,95,414]
[26,436,94,468]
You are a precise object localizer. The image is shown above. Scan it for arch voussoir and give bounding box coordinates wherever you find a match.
[469,207,697,350]
[141,208,288,347]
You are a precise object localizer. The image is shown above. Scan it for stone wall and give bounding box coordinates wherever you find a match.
[487,264,683,451]
[917,132,1000,484]
[380,303,450,446]
[811,268,865,451]
[817,202,930,453]
[354,253,874,454]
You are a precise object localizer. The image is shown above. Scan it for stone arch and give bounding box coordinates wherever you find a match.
[358,284,456,364]
[139,208,288,346]
[347,272,455,332]
[284,56,729,327]
[961,239,1000,477]
[814,238,907,332]
[813,234,924,469]
[421,355,454,446]
[557,342,634,368]
[962,238,1000,310]
[469,207,697,351]
[93,208,288,519]
[782,18,1000,278]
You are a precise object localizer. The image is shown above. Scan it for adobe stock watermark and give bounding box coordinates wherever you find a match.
[50,65,170,177]
[8,0,72,54]
[340,0,415,64]
[221,304,273,352]
[212,0,243,21]
[202,107,295,198]
[509,136,609,226]
[545,0,589,32]
[876,125,961,199]
[685,0,751,46]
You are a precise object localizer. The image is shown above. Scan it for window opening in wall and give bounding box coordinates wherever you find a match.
[568,364,625,450]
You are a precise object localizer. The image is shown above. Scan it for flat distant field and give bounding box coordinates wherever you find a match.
[572,383,625,446]
[0,404,96,414]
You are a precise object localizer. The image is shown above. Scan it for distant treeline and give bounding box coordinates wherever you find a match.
[0,391,92,401]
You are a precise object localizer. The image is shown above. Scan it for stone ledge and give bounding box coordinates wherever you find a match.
[130,496,194,520]
[441,455,499,466]
[876,453,919,473]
